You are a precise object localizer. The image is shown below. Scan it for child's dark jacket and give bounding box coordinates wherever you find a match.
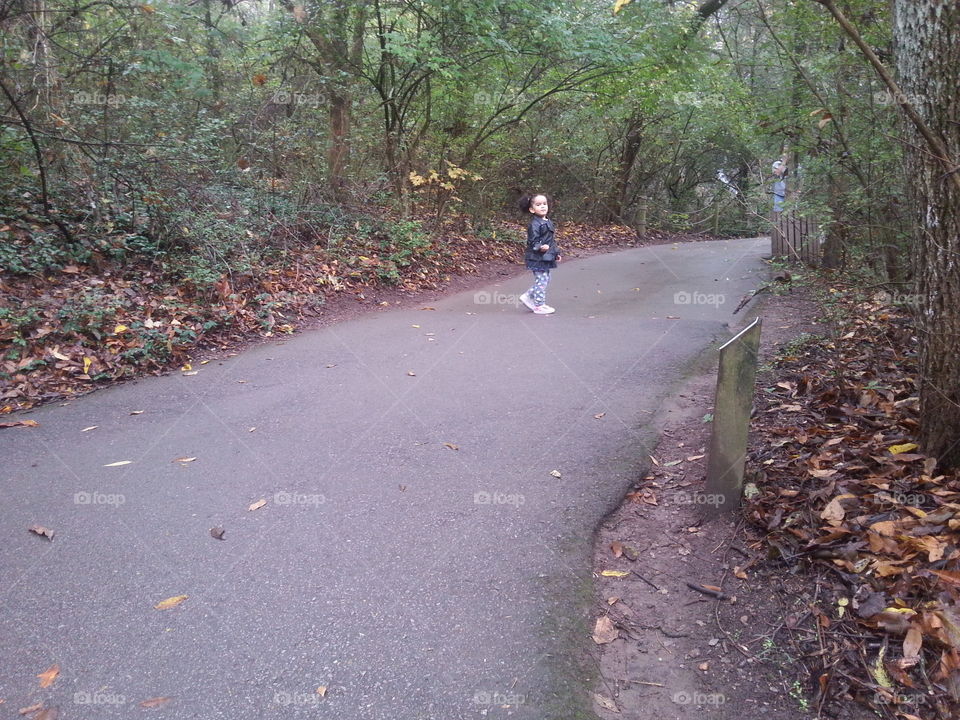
[524,216,560,270]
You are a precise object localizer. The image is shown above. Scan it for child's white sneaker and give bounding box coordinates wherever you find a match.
[539,304,555,312]
[518,292,536,310]
[533,305,555,315]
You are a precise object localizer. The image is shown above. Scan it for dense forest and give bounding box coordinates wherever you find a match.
[1,0,957,462]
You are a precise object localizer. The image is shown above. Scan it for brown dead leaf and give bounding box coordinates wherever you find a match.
[210,527,225,540]
[316,686,327,698]
[139,697,171,708]
[442,442,458,451]
[37,664,59,688]
[733,566,748,580]
[18,703,44,715]
[593,693,619,712]
[903,625,922,661]
[248,499,267,511]
[0,419,39,428]
[28,525,55,540]
[610,541,623,558]
[153,595,188,610]
[592,616,618,644]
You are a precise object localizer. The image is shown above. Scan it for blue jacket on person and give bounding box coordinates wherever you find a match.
[524,216,560,271]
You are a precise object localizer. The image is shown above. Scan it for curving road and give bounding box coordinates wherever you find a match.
[1,237,767,719]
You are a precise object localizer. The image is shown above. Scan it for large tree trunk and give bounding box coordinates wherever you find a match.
[893,1,960,468]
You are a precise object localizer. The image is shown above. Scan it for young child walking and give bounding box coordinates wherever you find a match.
[518,193,561,314]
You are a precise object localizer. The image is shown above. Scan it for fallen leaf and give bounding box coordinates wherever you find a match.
[80,426,97,432]
[153,595,188,610]
[0,419,40,428]
[172,457,197,463]
[248,499,267,511]
[903,625,922,661]
[28,525,55,540]
[549,469,562,479]
[593,692,619,712]
[411,324,420,328]
[316,687,327,698]
[592,616,619,644]
[407,371,416,376]
[698,662,710,671]
[733,566,748,580]
[104,460,132,467]
[19,702,44,715]
[686,454,705,461]
[210,527,225,540]
[31,708,59,720]
[130,410,144,415]
[889,443,918,455]
[37,664,59,688]
[442,442,459,451]
[594,413,606,419]
[607,596,620,605]
[610,541,623,558]
[182,371,198,376]
[180,363,192,371]
[139,697,171,708]
[601,570,630,578]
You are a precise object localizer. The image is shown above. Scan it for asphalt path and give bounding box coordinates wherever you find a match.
[1,237,767,719]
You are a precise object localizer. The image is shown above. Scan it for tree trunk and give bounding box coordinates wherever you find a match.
[893,0,960,468]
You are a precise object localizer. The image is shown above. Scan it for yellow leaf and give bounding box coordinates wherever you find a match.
[83,356,92,374]
[889,443,918,454]
[248,498,267,511]
[114,324,129,334]
[154,595,188,610]
[870,647,892,687]
[613,0,632,14]
[180,363,192,372]
[601,570,630,578]
[37,663,60,688]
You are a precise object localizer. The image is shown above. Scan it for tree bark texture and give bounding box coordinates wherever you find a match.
[893,0,960,467]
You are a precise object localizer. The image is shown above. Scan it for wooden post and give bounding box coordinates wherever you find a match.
[636,198,647,237]
[771,211,783,256]
[701,317,762,517]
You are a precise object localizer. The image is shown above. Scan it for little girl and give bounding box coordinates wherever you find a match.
[518,193,561,314]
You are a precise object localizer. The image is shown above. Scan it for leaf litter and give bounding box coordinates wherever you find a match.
[742,289,960,718]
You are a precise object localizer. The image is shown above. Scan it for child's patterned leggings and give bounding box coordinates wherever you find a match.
[527,270,551,305]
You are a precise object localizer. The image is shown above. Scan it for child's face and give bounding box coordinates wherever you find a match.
[529,196,548,217]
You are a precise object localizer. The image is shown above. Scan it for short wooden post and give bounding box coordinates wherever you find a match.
[636,198,647,236]
[771,211,783,256]
[701,317,762,517]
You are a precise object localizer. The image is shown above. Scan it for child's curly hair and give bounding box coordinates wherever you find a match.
[516,192,552,214]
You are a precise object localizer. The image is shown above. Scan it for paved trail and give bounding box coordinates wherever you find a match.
[1,237,767,719]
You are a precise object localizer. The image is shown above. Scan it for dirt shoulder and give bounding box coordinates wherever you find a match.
[589,282,876,719]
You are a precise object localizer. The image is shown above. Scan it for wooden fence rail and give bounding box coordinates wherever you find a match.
[771,213,819,265]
